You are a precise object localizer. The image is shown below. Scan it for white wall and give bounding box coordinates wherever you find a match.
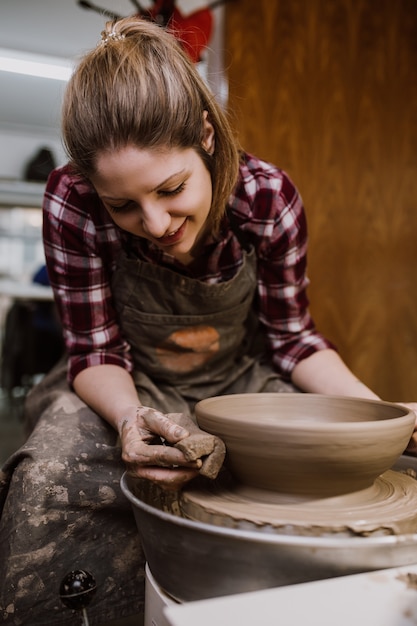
[0,0,225,181]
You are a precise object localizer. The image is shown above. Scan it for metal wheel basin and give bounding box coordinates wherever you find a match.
[120,455,417,603]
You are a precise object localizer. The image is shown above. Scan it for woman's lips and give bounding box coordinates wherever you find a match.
[157,219,187,246]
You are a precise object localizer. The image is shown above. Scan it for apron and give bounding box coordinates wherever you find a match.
[111,243,294,415]
[0,239,296,625]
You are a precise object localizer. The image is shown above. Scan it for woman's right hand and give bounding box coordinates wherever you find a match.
[118,406,225,490]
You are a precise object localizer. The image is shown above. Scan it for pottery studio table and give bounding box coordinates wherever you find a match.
[163,564,417,626]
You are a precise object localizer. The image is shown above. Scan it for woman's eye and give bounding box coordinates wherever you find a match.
[159,182,186,197]
[106,182,185,213]
[108,201,136,214]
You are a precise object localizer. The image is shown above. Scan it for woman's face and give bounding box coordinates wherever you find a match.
[91,124,215,265]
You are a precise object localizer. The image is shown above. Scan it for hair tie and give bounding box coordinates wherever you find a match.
[99,28,126,46]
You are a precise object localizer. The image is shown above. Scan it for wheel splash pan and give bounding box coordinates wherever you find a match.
[120,455,417,603]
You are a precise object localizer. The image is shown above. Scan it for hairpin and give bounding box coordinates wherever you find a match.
[99,29,126,46]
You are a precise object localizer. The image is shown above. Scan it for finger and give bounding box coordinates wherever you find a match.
[166,412,200,434]
[200,437,226,479]
[128,465,200,491]
[175,433,215,461]
[406,433,417,456]
[138,407,190,442]
[123,442,202,468]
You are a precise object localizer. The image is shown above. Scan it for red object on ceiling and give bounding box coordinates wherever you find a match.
[142,1,214,63]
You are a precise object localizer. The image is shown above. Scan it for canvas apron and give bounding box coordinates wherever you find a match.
[111,243,295,412]
[0,242,295,625]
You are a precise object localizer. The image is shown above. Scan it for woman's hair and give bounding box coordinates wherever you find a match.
[62,16,240,231]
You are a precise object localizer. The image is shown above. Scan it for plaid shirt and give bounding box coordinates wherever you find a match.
[43,152,333,384]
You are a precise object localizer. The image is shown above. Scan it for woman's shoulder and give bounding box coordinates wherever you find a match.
[43,165,122,258]
[238,152,284,181]
[232,152,299,212]
[236,152,298,201]
[46,163,97,202]
[44,163,112,229]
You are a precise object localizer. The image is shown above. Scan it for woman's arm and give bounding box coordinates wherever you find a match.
[43,167,133,383]
[292,349,417,447]
[73,363,141,428]
[291,349,380,399]
[250,166,336,378]
[73,364,207,489]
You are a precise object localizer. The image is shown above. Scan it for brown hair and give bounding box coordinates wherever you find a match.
[62,16,240,231]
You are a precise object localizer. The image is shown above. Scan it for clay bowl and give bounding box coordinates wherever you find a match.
[195,393,415,498]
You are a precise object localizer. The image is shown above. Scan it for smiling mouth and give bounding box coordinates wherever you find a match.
[157,219,187,245]
[167,225,181,237]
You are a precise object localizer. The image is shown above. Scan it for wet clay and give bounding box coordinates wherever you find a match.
[183,395,417,537]
[179,468,417,537]
[195,394,416,496]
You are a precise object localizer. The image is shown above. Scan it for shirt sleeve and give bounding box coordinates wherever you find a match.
[42,167,133,384]
[245,162,336,378]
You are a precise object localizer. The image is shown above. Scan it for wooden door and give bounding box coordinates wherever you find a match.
[225,0,417,400]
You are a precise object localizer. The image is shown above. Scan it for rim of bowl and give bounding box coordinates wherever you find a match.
[195,393,414,432]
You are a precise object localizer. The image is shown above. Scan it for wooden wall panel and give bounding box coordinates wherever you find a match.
[225,0,417,400]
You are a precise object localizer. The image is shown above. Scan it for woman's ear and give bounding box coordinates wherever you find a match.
[202,111,215,155]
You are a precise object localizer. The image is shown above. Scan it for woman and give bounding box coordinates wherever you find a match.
[1,16,415,625]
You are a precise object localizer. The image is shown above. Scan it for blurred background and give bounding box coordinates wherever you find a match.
[0,0,226,462]
[0,0,416,463]
[225,0,417,403]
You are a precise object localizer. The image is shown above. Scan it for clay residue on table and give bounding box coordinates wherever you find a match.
[397,572,417,589]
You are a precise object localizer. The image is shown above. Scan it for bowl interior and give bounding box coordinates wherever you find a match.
[196,393,411,428]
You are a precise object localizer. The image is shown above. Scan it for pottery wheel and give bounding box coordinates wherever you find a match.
[179,469,417,537]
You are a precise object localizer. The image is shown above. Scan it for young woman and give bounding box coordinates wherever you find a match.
[1,16,415,625]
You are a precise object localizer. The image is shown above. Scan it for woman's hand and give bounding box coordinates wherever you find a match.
[118,406,225,490]
[73,365,225,489]
[396,402,417,421]
[396,402,417,456]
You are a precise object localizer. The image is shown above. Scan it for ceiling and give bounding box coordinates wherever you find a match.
[0,0,212,133]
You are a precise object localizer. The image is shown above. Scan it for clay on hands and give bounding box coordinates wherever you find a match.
[168,413,226,479]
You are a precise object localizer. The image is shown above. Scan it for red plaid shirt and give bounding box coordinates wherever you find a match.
[43,152,333,383]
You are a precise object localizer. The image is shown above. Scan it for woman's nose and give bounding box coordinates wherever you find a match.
[141,204,170,238]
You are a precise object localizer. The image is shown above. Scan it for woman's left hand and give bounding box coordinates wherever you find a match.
[395,402,417,455]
